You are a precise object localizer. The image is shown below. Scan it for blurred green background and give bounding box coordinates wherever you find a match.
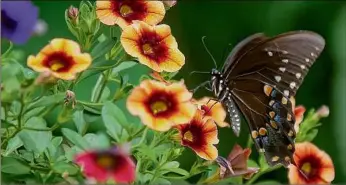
[13,0,346,183]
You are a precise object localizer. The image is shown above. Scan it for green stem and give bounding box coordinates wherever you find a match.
[2,41,13,57]
[245,165,282,185]
[129,126,147,140]
[23,122,60,132]
[132,127,149,149]
[95,70,111,102]
[1,129,21,146]
[246,134,253,149]
[17,96,25,129]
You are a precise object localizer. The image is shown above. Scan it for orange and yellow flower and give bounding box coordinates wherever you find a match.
[175,110,219,160]
[127,79,196,131]
[288,142,335,184]
[194,97,230,128]
[121,21,185,72]
[27,38,91,80]
[96,0,165,30]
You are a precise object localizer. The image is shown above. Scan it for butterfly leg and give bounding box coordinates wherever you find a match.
[190,80,210,94]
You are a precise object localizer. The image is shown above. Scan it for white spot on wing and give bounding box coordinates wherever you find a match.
[284,90,289,97]
[305,58,310,62]
[290,82,296,89]
[315,47,320,51]
[282,50,288,54]
[268,51,273,56]
[311,52,315,57]
[296,73,301,79]
[279,67,286,72]
[275,76,281,82]
[282,59,288,63]
[300,65,306,69]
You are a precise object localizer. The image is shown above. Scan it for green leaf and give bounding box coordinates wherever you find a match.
[64,145,83,162]
[45,137,63,162]
[1,157,31,174]
[4,135,23,156]
[90,35,117,59]
[162,161,180,169]
[165,168,190,176]
[247,159,260,168]
[101,101,129,141]
[52,161,79,175]
[57,106,75,123]
[302,128,318,142]
[258,154,269,171]
[112,61,138,74]
[255,180,281,185]
[84,132,110,149]
[99,86,111,102]
[27,93,65,110]
[61,128,89,150]
[153,178,171,185]
[23,107,45,123]
[18,117,52,154]
[73,110,87,134]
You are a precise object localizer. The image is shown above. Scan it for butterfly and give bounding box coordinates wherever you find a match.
[197,31,325,167]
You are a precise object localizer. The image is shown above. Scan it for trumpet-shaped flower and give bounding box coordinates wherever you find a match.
[175,110,219,160]
[27,38,92,80]
[121,21,185,72]
[75,146,135,183]
[127,79,196,131]
[288,142,335,184]
[96,0,165,30]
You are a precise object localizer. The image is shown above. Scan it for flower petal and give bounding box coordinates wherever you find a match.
[202,119,219,144]
[159,48,185,72]
[27,55,47,72]
[111,157,136,183]
[142,1,165,25]
[194,145,218,161]
[151,117,172,132]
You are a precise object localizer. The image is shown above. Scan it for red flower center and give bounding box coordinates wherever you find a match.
[42,52,75,72]
[147,92,176,117]
[298,156,320,180]
[111,1,147,23]
[181,121,205,147]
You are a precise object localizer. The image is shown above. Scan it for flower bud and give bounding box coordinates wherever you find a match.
[316,105,329,118]
[34,70,56,85]
[68,6,79,24]
[64,90,76,109]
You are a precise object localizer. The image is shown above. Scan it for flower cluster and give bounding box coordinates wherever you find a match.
[0,0,336,185]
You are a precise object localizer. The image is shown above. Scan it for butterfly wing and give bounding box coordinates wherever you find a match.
[224,31,325,167]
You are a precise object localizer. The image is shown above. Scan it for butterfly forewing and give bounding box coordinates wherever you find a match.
[215,31,325,167]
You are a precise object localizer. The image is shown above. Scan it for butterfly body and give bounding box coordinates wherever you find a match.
[209,31,325,167]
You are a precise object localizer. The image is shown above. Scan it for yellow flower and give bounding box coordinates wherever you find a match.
[96,0,165,30]
[127,79,196,131]
[27,38,91,80]
[121,21,185,72]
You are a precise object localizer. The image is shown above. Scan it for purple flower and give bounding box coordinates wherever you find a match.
[1,1,38,44]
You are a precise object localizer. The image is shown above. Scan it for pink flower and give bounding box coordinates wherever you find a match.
[75,146,135,183]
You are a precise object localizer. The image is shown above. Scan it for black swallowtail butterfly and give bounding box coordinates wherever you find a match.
[206,31,325,167]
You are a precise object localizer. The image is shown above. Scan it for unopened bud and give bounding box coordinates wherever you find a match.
[34,71,56,85]
[316,105,329,118]
[64,90,76,109]
[68,6,79,23]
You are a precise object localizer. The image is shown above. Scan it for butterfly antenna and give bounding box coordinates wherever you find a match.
[201,36,218,69]
[189,70,210,77]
